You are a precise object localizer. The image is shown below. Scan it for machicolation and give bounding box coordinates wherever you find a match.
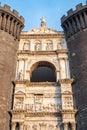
[0,4,24,40]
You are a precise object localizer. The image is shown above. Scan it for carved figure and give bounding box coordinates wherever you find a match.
[32,125,38,130]
[18,70,24,80]
[46,43,52,50]
[35,43,40,51]
[23,43,29,50]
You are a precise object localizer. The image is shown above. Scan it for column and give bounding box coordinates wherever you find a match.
[65,58,70,78]
[64,123,68,130]
[24,59,28,79]
[72,123,76,130]
[16,59,19,79]
[59,58,66,79]
[63,123,68,130]
[12,122,16,130]
[20,122,24,130]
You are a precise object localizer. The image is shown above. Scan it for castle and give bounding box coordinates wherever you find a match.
[0,2,87,130]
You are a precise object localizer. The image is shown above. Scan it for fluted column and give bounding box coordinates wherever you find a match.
[20,122,24,130]
[12,122,16,130]
[64,123,68,130]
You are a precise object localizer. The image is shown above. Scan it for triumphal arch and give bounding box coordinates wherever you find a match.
[11,18,77,130]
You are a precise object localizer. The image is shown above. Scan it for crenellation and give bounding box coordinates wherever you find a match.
[20,16,25,24]
[76,3,83,10]
[4,4,10,11]
[13,10,18,17]
[67,9,73,16]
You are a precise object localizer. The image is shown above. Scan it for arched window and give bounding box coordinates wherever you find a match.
[30,61,56,82]
[16,123,20,130]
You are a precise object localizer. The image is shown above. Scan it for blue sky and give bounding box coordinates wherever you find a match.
[0,0,86,31]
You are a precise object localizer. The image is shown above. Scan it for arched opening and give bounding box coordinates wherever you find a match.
[30,61,56,82]
[15,123,20,130]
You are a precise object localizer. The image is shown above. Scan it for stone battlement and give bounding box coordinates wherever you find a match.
[0,4,24,40]
[61,2,87,23]
[61,2,87,39]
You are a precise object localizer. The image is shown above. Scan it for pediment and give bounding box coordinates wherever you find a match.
[27,26,59,34]
[15,91,25,95]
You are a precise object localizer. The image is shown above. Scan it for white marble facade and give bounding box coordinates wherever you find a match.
[12,19,77,130]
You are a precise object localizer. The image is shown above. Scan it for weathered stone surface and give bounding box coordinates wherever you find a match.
[61,2,87,129]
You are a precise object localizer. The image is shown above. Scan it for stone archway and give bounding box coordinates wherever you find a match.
[30,61,56,82]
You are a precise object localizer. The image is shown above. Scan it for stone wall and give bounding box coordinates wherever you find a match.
[0,4,24,130]
[61,2,87,130]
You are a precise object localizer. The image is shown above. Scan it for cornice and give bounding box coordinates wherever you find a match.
[58,79,74,85]
[20,33,64,39]
[17,49,68,55]
[61,109,77,114]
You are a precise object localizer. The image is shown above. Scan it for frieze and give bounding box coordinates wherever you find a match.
[25,103,61,112]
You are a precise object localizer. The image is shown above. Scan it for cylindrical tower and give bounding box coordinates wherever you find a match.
[61,2,87,130]
[0,4,24,130]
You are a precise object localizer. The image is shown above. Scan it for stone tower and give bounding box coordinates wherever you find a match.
[0,4,24,130]
[61,2,87,130]
[11,19,76,130]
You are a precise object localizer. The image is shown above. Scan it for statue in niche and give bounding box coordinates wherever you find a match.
[23,42,29,50]
[46,43,52,51]
[57,42,62,49]
[35,43,40,51]
[18,70,24,80]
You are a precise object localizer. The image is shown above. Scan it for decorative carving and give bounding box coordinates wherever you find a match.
[23,43,29,50]
[25,103,60,112]
[49,124,54,130]
[35,43,41,51]
[14,97,24,110]
[46,43,52,51]
[32,125,38,130]
[17,70,24,80]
